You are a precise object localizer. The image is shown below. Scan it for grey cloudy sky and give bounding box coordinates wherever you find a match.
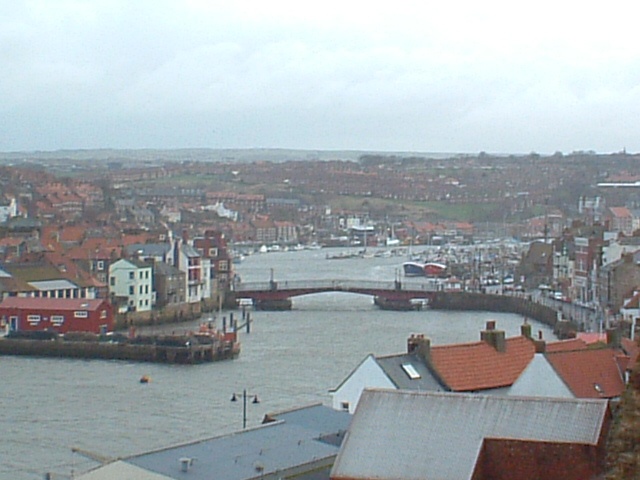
[2,1,639,154]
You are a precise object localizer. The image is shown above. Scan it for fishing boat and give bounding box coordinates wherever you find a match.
[403,261,427,277]
[402,261,447,277]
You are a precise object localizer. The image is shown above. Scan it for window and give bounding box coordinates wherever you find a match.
[139,285,143,294]
[129,271,134,280]
[97,261,104,271]
[145,270,149,279]
[139,271,143,279]
[100,310,107,319]
[145,285,149,294]
[401,363,421,380]
[341,402,350,412]
[209,247,218,257]
[110,277,115,286]
[51,315,64,325]
[219,260,228,272]
[129,286,134,295]
[27,314,41,324]
[74,311,88,318]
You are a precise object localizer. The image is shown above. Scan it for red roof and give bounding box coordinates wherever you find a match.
[546,338,588,353]
[609,206,632,218]
[0,297,107,311]
[430,336,535,391]
[545,348,626,399]
[576,332,607,345]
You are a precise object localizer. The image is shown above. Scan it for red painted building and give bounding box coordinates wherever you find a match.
[0,297,114,334]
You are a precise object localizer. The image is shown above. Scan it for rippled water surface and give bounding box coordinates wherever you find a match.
[1,248,557,479]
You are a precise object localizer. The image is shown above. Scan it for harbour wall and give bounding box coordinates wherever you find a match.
[0,336,239,363]
[430,292,577,338]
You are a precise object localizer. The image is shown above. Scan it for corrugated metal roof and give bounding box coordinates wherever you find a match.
[331,389,609,480]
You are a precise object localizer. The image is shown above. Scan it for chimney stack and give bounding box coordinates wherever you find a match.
[408,334,431,362]
[481,321,506,352]
[533,330,546,353]
[606,327,621,348]
[520,321,532,339]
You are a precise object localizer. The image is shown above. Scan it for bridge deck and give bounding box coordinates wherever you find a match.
[234,279,439,301]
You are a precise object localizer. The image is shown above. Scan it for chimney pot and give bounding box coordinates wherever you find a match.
[486,320,496,331]
[408,334,431,362]
[521,322,532,339]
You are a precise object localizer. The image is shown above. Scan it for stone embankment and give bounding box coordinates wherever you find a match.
[430,292,577,338]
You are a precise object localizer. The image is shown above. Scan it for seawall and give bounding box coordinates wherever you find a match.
[430,292,578,338]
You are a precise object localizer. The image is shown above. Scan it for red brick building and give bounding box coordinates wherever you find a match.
[0,297,114,334]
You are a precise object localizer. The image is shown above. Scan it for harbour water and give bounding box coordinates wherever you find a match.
[1,248,558,479]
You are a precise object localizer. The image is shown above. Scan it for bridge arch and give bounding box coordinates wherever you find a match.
[233,279,439,310]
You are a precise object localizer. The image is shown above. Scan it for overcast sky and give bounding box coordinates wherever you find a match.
[2,1,639,154]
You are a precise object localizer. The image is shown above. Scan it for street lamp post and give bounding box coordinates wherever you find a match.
[230,389,259,429]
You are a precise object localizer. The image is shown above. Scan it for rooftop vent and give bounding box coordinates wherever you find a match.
[180,457,194,472]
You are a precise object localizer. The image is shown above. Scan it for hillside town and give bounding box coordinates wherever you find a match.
[0,152,640,332]
[1,151,640,479]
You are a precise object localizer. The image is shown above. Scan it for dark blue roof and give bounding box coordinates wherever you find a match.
[125,404,351,480]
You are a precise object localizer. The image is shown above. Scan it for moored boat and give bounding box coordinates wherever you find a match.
[402,261,447,277]
[403,261,426,277]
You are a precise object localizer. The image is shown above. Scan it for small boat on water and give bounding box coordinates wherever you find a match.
[403,261,427,277]
[402,261,447,277]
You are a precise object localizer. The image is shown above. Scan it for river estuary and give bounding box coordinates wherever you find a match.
[1,248,557,479]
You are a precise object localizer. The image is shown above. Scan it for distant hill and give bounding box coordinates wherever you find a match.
[0,148,457,164]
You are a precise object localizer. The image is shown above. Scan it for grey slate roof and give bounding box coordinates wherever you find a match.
[91,404,350,480]
[180,243,201,258]
[154,261,183,276]
[331,389,609,480]
[375,353,446,391]
[125,243,172,258]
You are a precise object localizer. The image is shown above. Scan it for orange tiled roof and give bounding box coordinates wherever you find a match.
[429,336,535,392]
[576,332,607,345]
[609,206,632,218]
[545,348,626,399]
[0,237,24,248]
[59,226,85,243]
[546,338,588,353]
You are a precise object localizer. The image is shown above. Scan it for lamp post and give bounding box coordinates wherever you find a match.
[230,389,259,429]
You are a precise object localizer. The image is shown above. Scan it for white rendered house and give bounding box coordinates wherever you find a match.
[108,259,155,312]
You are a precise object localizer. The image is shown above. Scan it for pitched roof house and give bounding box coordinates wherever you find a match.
[331,389,611,480]
[330,321,536,413]
[509,347,628,400]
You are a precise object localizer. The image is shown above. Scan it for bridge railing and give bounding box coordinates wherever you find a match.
[235,279,439,293]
